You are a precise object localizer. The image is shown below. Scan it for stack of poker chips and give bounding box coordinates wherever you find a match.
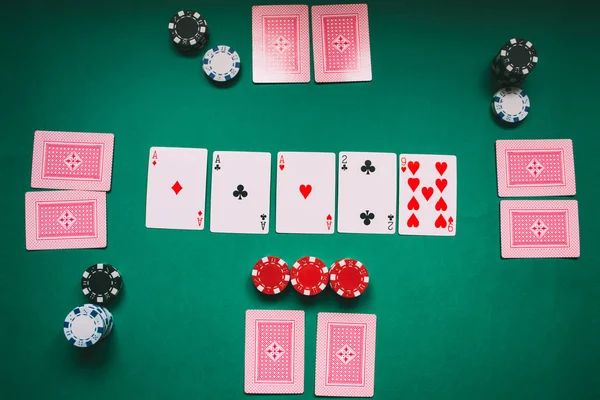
[251,256,369,298]
[63,304,114,348]
[168,10,210,52]
[491,38,538,87]
[63,264,123,348]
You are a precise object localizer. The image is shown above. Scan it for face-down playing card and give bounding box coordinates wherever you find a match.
[31,130,114,191]
[337,152,397,234]
[252,5,310,83]
[315,312,377,397]
[145,147,208,230]
[25,190,107,250]
[398,154,457,236]
[210,151,271,234]
[276,152,336,234]
[500,200,580,259]
[245,310,305,394]
[496,139,576,197]
[311,3,372,83]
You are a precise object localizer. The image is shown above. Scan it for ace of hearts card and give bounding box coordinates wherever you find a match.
[398,154,457,236]
[337,152,397,234]
[311,3,372,83]
[251,5,310,83]
[145,147,208,230]
[210,151,271,234]
[245,310,305,394]
[276,152,336,234]
[315,312,377,397]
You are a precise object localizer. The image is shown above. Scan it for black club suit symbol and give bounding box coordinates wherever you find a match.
[341,164,348,171]
[214,164,221,171]
[233,184,248,200]
[260,214,267,220]
[360,210,375,226]
[361,160,375,175]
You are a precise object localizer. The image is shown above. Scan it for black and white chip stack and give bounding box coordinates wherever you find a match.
[491,38,538,87]
[168,10,210,52]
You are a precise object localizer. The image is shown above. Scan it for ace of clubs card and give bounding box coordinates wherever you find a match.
[145,147,208,230]
[210,151,271,234]
[398,154,457,236]
[338,152,397,234]
[276,152,335,234]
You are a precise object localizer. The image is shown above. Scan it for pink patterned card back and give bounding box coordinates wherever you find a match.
[500,200,580,259]
[315,312,377,397]
[496,139,576,197]
[25,191,107,250]
[31,130,114,191]
[244,310,304,394]
[252,5,310,83]
[312,4,372,83]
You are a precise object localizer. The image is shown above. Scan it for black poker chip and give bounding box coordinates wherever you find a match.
[168,10,209,51]
[81,264,123,304]
[490,38,538,88]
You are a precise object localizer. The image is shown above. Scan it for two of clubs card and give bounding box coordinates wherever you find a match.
[244,310,377,397]
[251,4,372,83]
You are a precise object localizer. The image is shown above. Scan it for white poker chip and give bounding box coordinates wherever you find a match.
[492,87,530,123]
[202,45,241,82]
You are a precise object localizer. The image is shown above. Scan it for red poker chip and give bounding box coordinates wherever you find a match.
[291,256,329,296]
[329,259,369,298]
[252,256,290,295]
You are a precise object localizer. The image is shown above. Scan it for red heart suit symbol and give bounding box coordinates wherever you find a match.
[408,178,420,192]
[435,162,447,176]
[435,197,447,211]
[299,184,312,199]
[435,214,447,228]
[279,164,285,171]
[401,166,406,173]
[408,161,420,175]
[407,213,419,227]
[408,196,420,210]
[435,178,447,193]
[421,187,433,201]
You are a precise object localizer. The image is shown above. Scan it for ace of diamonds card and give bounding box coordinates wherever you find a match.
[398,154,457,236]
[145,147,208,230]
[252,5,310,83]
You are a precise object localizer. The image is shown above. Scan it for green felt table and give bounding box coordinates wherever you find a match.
[2,0,599,399]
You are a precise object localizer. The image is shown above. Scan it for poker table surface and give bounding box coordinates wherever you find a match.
[2,0,599,399]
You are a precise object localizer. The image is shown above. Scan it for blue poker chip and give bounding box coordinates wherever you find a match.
[63,306,105,347]
[82,304,113,340]
[202,45,241,82]
[492,87,530,123]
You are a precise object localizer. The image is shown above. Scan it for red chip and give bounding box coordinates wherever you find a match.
[329,259,369,298]
[291,256,329,296]
[252,256,290,295]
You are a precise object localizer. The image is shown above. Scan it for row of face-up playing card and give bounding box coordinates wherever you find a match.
[25,131,114,250]
[245,310,376,397]
[495,139,580,259]
[146,148,458,236]
[252,4,372,83]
